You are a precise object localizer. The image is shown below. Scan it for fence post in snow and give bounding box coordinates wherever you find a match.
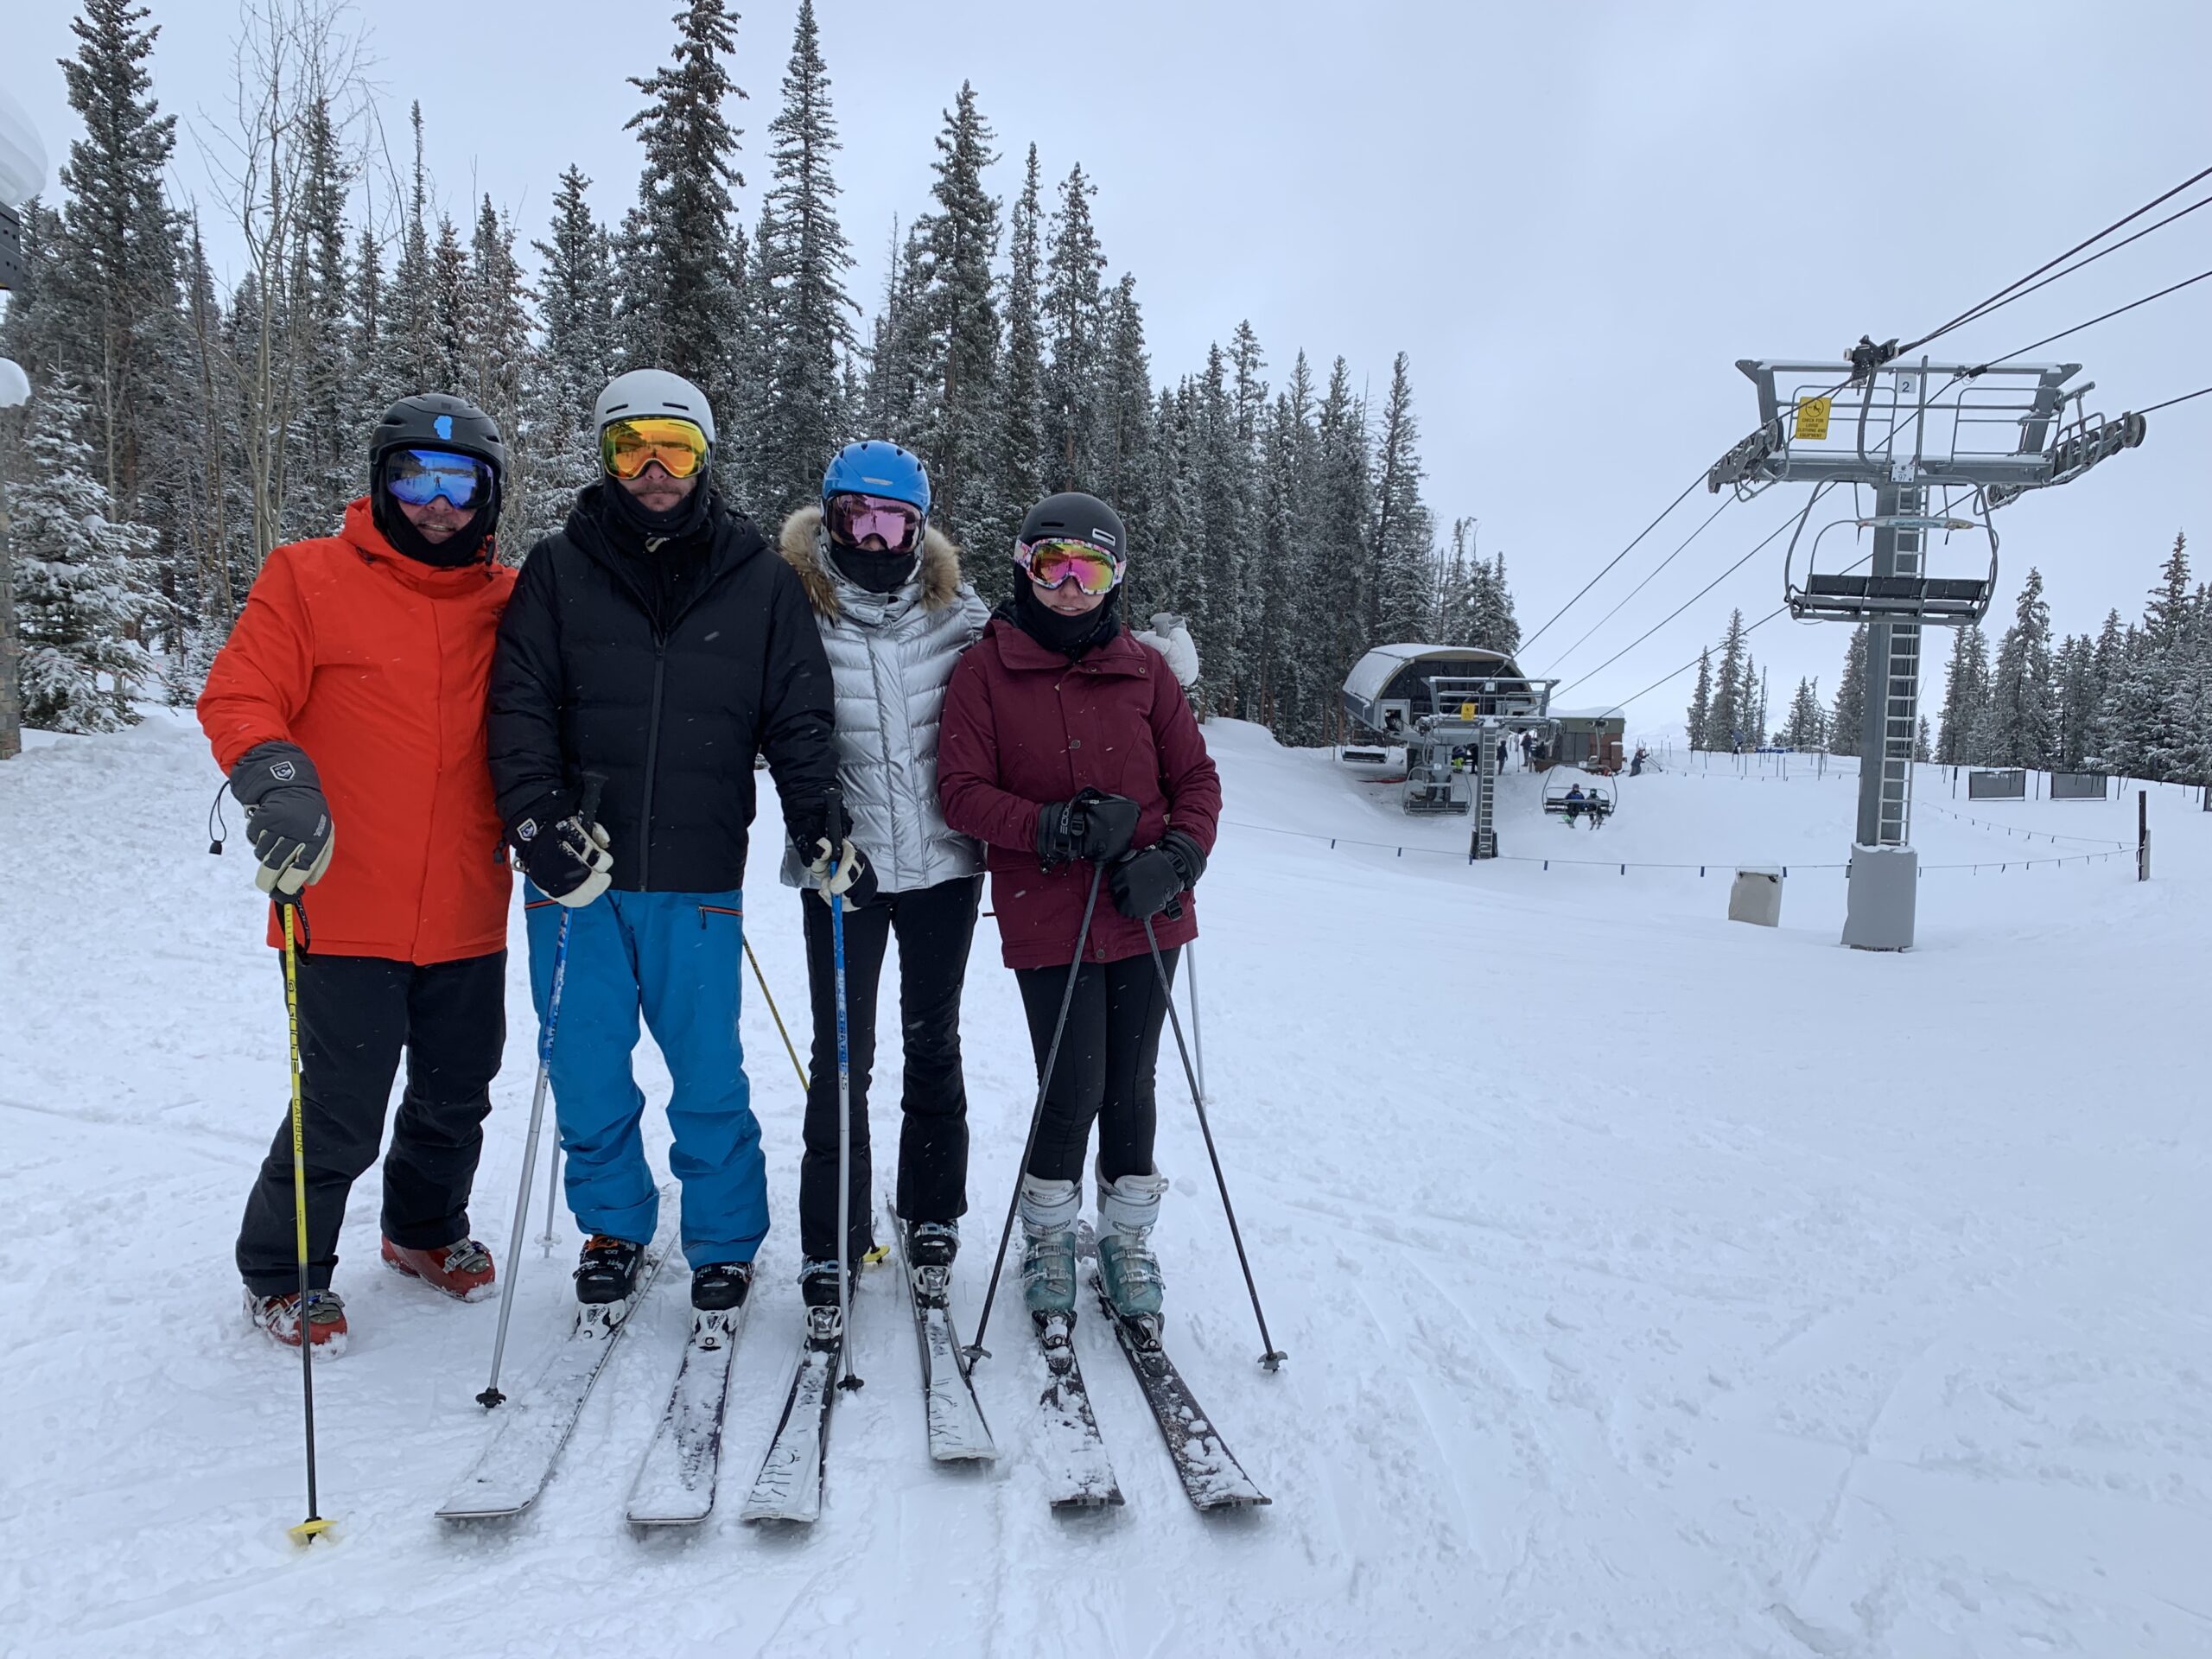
[2138,790,2150,881]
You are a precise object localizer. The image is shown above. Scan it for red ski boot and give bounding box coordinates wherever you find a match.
[247,1288,349,1356]
[381,1236,498,1301]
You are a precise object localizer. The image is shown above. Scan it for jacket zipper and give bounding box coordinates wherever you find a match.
[637,638,668,890]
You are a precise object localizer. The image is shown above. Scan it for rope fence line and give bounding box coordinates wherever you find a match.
[1218,818,2130,878]
[1917,799,2131,851]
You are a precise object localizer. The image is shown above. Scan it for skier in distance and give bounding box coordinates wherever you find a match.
[938,493,1223,1330]
[486,369,840,1323]
[198,394,518,1354]
[777,442,989,1311]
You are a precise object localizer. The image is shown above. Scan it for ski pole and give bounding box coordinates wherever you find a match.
[1142,915,1286,1371]
[280,900,334,1544]
[830,881,866,1391]
[480,774,601,1408]
[744,934,810,1093]
[1186,940,1207,1103]
[539,1143,562,1254]
[964,863,1103,1364]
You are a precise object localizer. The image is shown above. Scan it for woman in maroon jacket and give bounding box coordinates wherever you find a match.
[938,493,1222,1327]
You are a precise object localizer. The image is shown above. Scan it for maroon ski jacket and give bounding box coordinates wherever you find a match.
[939,615,1222,970]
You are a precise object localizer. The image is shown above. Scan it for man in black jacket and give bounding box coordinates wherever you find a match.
[489,368,840,1318]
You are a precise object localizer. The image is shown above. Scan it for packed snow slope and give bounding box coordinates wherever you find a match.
[2,714,2206,1659]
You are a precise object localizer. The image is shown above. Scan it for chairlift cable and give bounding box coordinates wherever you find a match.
[1552,497,1821,698]
[1518,473,1710,653]
[1898,162,2212,353]
[2130,381,2212,416]
[1960,265,2212,378]
[1547,497,1734,674]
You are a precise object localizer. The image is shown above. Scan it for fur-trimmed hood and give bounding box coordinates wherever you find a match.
[779,503,967,620]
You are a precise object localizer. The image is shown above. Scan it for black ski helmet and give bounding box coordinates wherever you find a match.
[1018,492,1124,558]
[368,392,506,559]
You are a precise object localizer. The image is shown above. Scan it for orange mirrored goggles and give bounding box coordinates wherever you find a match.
[1017,537,1124,595]
[601,416,710,480]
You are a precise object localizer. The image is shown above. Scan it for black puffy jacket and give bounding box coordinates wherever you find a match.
[488,485,838,893]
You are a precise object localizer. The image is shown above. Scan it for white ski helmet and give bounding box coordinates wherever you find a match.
[594,367,716,445]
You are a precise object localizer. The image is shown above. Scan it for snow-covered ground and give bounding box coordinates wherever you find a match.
[2,712,2205,1658]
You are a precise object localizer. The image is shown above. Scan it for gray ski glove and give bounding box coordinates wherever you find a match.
[229,741,336,899]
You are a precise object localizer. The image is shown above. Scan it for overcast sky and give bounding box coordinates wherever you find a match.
[7,0,2209,733]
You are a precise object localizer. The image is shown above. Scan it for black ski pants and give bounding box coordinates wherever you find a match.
[1014,945,1179,1187]
[798,875,982,1262]
[236,950,505,1296]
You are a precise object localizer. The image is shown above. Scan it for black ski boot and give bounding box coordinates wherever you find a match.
[691,1262,753,1312]
[906,1220,958,1307]
[798,1259,842,1311]
[575,1234,645,1305]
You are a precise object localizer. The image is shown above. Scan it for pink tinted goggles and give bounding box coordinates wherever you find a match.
[826,493,924,555]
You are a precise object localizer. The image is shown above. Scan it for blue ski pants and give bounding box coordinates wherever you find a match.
[524,885,767,1268]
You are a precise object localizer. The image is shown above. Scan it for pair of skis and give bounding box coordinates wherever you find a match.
[1033,1229,1268,1512]
[737,1203,997,1523]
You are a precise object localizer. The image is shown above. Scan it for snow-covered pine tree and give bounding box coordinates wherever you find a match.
[522,167,620,550]
[1141,381,1203,701]
[1255,356,1319,738]
[1936,622,1989,765]
[1041,163,1106,491]
[10,375,158,731]
[1783,676,1825,749]
[1686,647,1713,749]
[54,0,181,526]
[747,0,858,526]
[1973,567,2055,767]
[465,199,531,560]
[1827,623,1866,757]
[2053,633,2099,769]
[1474,550,1521,656]
[1710,609,1747,750]
[1090,273,1153,531]
[1369,353,1433,645]
[1915,715,1931,762]
[427,215,472,396]
[990,144,1048,569]
[912,83,1001,546]
[1193,342,1257,714]
[285,93,359,544]
[861,219,931,446]
[617,0,749,477]
[1312,358,1372,731]
[378,108,442,400]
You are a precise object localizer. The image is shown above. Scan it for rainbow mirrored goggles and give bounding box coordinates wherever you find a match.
[601,416,710,481]
[384,448,492,510]
[1016,537,1124,596]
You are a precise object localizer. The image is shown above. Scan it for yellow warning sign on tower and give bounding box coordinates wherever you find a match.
[1794,396,1833,441]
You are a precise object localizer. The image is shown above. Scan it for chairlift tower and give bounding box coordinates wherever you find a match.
[1709,347,2145,949]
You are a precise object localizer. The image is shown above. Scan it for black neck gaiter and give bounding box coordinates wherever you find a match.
[1010,582,1122,659]
[373,493,494,568]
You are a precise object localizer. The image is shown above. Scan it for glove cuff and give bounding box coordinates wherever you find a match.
[1161,829,1208,888]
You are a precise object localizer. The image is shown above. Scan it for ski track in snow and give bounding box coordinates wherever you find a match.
[2,711,2209,1657]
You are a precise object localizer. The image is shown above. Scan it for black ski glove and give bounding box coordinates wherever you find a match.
[1036,790,1141,870]
[506,791,613,906]
[229,741,335,899]
[1109,830,1207,921]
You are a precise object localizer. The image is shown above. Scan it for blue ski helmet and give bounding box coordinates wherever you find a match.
[822,440,931,517]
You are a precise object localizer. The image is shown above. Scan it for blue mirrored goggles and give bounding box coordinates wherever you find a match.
[384,448,491,509]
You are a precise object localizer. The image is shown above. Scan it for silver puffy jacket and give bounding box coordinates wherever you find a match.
[777,505,990,894]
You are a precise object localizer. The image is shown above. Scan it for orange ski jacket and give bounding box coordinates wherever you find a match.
[198,497,518,963]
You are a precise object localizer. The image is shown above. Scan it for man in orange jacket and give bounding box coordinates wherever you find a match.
[198,393,519,1356]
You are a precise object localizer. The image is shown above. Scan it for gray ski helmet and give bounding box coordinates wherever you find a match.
[1018,492,1124,557]
[367,392,505,529]
[594,367,716,445]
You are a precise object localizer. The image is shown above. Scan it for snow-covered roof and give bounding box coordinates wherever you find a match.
[1343,642,1520,705]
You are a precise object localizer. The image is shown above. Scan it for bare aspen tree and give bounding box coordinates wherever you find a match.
[197,0,369,575]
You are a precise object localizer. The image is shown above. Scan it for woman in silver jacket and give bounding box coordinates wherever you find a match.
[779,441,989,1308]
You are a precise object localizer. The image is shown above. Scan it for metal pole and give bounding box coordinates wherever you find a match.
[1141,918,1284,1371]
[478,906,573,1408]
[1843,481,1923,950]
[831,888,862,1392]
[281,904,331,1544]
[1186,940,1206,1104]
